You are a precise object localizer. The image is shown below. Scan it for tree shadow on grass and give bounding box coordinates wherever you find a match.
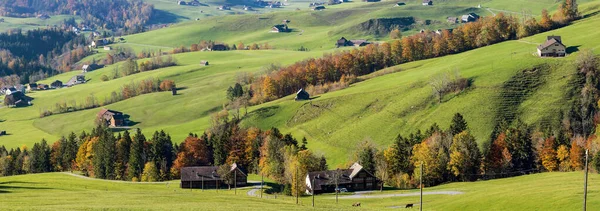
[0,184,53,194]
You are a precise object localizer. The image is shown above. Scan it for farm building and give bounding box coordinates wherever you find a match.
[422,0,433,6]
[295,88,310,100]
[271,24,289,33]
[66,75,86,86]
[82,64,101,72]
[336,37,350,48]
[37,84,49,90]
[50,80,63,89]
[218,5,231,10]
[4,91,32,107]
[178,1,186,5]
[26,83,38,91]
[537,36,566,57]
[97,108,126,127]
[395,2,406,6]
[461,13,479,23]
[4,87,19,95]
[180,163,247,189]
[200,60,209,66]
[211,44,228,51]
[104,46,112,51]
[363,0,381,2]
[305,163,379,194]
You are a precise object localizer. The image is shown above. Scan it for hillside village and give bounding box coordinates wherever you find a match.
[0,0,599,210]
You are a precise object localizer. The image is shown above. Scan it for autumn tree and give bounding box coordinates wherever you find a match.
[448,131,481,181]
[390,28,402,39]
[570,140,584,170]
[540,137,558,172]
[556,145,570,171]
[172,134,212,176]
[141,162,159,182]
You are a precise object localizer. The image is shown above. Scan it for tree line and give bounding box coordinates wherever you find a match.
[0,0,154,34]
[245,4,578,104]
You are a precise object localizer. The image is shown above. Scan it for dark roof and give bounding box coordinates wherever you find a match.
[181,163,247,182]
[337,37,348,45]
[97,108,124,119]
[547,36,562,43]
[538,37,565,50]
[307,169,354,191]
[350,40,369,46]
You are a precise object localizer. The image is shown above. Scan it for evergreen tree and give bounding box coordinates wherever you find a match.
[128,128,146,181]
[116,130,132,180]
[449,113,468,135]
[356,141,377,174]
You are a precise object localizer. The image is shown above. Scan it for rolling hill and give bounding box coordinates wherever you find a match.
[0,0,599,169]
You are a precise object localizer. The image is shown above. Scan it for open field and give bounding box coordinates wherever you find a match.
[0,171,598,210]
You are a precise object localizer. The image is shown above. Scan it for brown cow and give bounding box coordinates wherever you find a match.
[352,202,361,207]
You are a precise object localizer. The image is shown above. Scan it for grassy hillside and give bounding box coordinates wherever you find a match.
[240,3,600,165]
[0,171,598,210]
[0,15,81,33]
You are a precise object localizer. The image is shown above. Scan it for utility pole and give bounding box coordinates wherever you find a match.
[261,174,264,198]
[234,170,237,195]
[312,176,316,207]
[584,149,589,211]
[420,162,423,211]
[202,175,204,192]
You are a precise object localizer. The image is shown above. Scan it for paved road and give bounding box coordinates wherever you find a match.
[246,181,263,197]
[336,190,463,199]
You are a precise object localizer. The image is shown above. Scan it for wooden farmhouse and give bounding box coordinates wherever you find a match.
[305,163,379,194]
[50,80,63,89]
[295,88,310,100]
[537,36,566,57]
[422,0,433,6]
[180,163,247,189]
[97,108,126,127]
[200,60,209,66]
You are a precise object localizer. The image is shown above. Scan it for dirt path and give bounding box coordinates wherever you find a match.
[62,172,172,184]
[336,190,463,199]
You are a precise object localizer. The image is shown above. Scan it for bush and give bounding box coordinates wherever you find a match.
[100,75,109,82]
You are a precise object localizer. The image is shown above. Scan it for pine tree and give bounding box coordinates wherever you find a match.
[449,113,468,135]
[128,128,146,181]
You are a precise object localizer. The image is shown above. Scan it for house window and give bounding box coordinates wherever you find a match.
[366,182,373,187]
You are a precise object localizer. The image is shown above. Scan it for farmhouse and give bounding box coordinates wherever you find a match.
[395,2,406,6]
[211,44,228,51]
[66,75,86,86]
[4,91,32,107]
[26,83,38,91]
[461,13,479,23]
[82,64,101,72]
[295,88,310,100]
[200,60,209,66]
[104,46,112,51]
[218,5,231,10]
[537,36,566,57]
[50,80,63,89]
[271,24,289,33]
[305,163,379,194]
[180,163,247,189]
[422,0,433,6]
[336,37,350,48]
[178,1,186,5]
[37,84,49,90]
[4,87,19,95]
[97,108,126,127]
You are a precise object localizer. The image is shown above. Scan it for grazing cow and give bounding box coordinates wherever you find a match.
[405,203,414,208]
[352,202,361,207]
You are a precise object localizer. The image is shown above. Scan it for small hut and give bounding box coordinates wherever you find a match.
[200,61,209,66]
[295,88,310,100]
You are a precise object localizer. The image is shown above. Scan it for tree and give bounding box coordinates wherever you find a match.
[539,9,553,30]
[141,162,159,182]
[115,131,132,180]
[449,113,468,135]
[540,137,558,171]
[390,28,402,40]
[217,164,235,189]
[127,128,146,181]
[448,131,480,181]
[593,149,600,173]
[570,140,584,170]
[355,141,377,174]
[172,133,212,176]
[556,145,570,171]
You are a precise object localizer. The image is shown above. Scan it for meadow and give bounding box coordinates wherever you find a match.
[0,171,598,210]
